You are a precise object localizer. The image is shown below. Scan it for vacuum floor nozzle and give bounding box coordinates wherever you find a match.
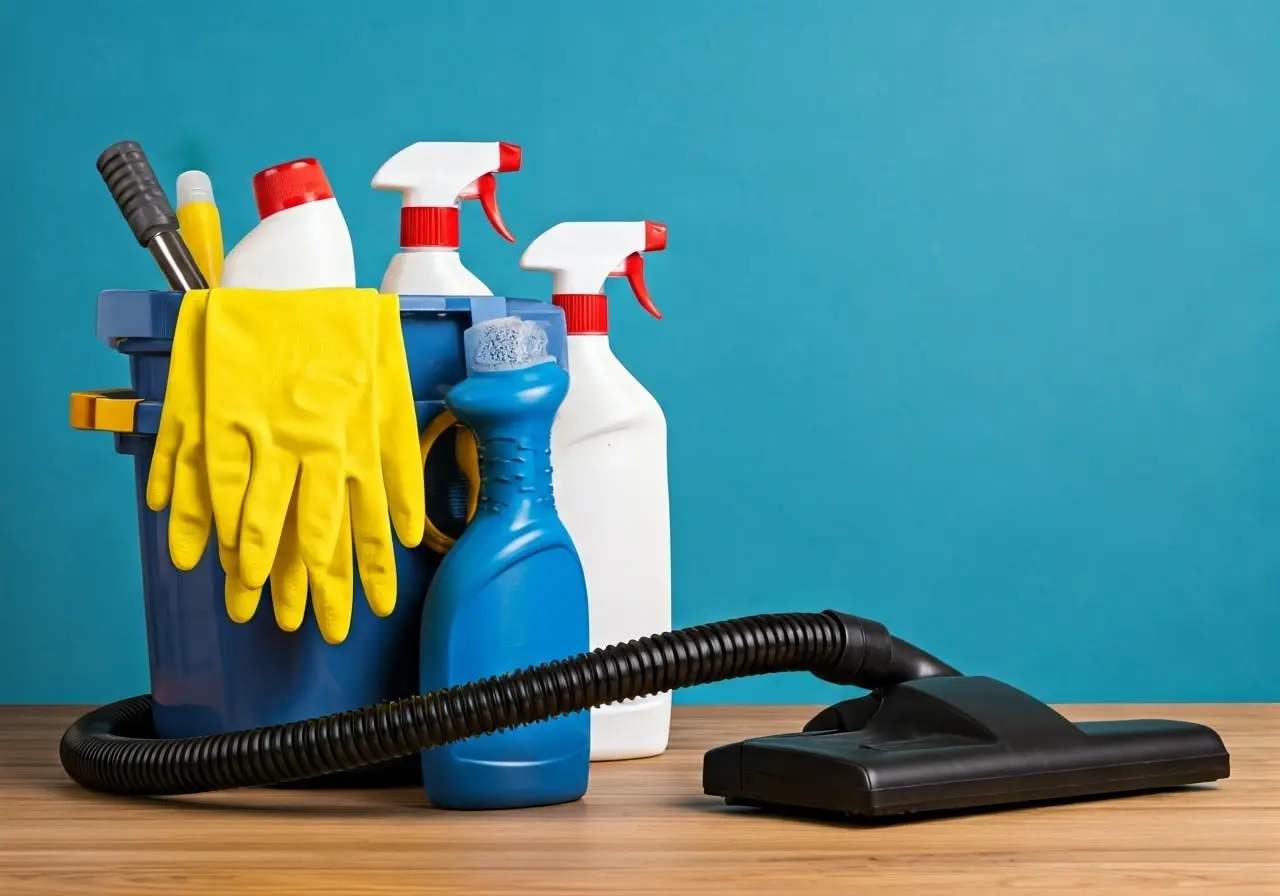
[702,676,1230,818]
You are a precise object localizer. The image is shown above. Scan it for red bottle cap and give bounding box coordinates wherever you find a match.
[552,293,610,335]
[252,158,334,220]
[401,207,461,248]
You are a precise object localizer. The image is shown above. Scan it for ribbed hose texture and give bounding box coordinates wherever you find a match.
[61,612,848,796]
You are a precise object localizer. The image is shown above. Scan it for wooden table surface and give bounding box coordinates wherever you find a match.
[0,704,1275,894]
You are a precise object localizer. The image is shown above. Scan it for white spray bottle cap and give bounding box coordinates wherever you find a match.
[371,142,521,249]
[519,221,667,335]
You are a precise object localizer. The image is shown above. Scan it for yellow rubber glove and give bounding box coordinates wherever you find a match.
[201,288,425,644]
[144,291,262,611]
[145,290,214,570]
[260,294,423,637]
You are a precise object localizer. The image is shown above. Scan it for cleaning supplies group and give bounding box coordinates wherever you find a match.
[73,143,1235,826]
[144,143,672,766]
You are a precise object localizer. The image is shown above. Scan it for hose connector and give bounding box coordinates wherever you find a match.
[816,610,961,689]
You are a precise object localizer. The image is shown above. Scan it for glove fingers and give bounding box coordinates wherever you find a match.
[220,543,263,624]
[238,447,299,590]
[296,449,346,571]
[207,428,253,563]
[376,294,426,549]
[349,476,397,618]
[269,486,310,633]
[383,436,426,549]
[309,507,354,645]
[167,444,213,571]
[146,420,182,512]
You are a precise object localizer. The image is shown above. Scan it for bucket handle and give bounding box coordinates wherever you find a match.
[419,410,481,555]
[69,389,144,433]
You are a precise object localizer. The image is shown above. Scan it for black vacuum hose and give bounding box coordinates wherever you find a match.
[60,610,958,797]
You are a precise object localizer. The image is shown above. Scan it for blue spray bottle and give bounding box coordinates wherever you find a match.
[419,316,591,809]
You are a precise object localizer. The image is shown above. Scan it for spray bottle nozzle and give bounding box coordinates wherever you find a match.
[610,253,661,319]
[643,221,667,251]
[372,141,522,247]
[467,173,516,242]
[457,143,521,241]
[521,220,668,334]
[605,222,667,318]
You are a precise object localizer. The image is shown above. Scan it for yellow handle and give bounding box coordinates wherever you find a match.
[419,409,481,554]
[69,389,141,433]
[177,201,223,287]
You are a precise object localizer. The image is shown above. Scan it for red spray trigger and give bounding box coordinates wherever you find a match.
[472,173,515,242]
[620,253,661,319]
[608,221,666,319]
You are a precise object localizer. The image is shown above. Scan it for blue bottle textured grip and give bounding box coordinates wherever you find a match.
[419,357,590,809]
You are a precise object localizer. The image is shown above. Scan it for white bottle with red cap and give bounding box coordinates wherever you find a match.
[220,157,356,289]
[371,142,521,296]
[520,220,671,762]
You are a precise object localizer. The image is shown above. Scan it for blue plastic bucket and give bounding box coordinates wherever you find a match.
[97,290,567,780]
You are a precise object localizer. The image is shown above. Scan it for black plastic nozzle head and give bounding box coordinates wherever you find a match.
[96,141,179,246]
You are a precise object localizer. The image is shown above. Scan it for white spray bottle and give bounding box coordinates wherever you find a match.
[520,220,671,761]
[371,142,521,295]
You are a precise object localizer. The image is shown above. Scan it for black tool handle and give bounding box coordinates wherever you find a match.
[96,141,182,247]
[96,141,208,291]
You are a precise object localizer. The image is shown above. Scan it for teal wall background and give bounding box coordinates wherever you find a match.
[2,0,1277,705]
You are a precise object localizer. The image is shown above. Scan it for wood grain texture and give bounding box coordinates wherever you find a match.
[0,704,1275,894]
